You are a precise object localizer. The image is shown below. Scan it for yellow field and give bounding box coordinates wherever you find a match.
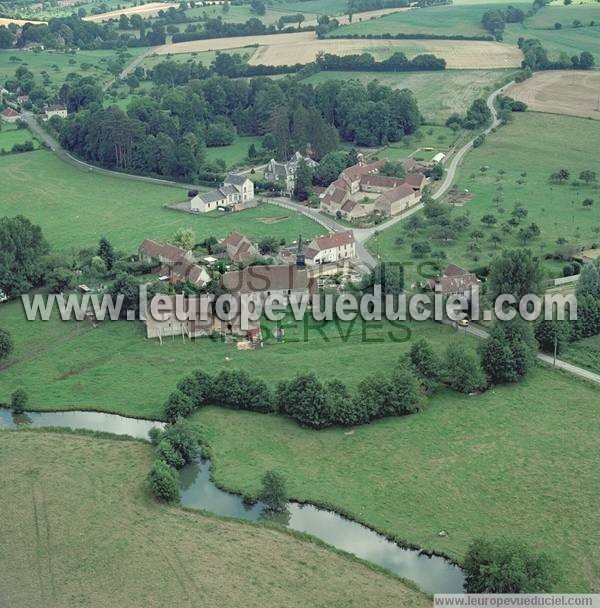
[0,16,45,25]
[157,32,523,69]
[505,70,600,120]
[83,2,179,22]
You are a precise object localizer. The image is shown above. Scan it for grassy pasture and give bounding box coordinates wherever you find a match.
[0,48,140,92]
[191,366,600,592]
[205,135,263,168]
[0,124,38,152]
[328,3,528,37]
[0,298,478,418]
[0,150,322,252]
[525,3,600,28]
[505,21,600,60]
[561,334,600,374]
[0,431,426,608]
[301,69,516,122]
[369,113,600,277]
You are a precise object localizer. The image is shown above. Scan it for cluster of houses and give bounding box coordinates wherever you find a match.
[189,173,255,213]
[321,156,427,220]
[0,103,67,124]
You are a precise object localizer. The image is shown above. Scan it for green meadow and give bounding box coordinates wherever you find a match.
[525,3,600,28]
[329,4,527,37]
[0,298,477,418]
[0,48,142,92]
[301,69,516,123]
[0,432,425,608]
[205,135,264,168]
[0,150,322,252]
[190,367,600,592]
[0,124,38,152]
[369,112,600,277]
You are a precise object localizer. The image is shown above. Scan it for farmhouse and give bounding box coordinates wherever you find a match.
[138,239,211,288]
[16,95,29,105]
[0,107,19,123]
[45,104,68,120]
[374,184,419,217]
[138,239,194,265]
[222,264,311,301]
[304,230,356,265]
[222,231,259,264]
[321,157,426,219]
[264,151,318,195]
[426,263,480,299]
[145,295,259,340]
[190,173,255,213]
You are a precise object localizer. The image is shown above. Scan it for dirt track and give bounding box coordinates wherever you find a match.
[0,16,45,25]
[505,70,600,120]
[157,32,522,69]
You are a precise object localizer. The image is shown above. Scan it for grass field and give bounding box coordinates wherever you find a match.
[525,3,600,28]
[189,367,600,592]
[0,431,426,607]
[0,48,141,92]
[505,21,600,60]
[301,69,516,122]
[369,113,600,278]
[379,125,462,162]
[561,334,600,374]
[329,3,528,37]
[0,298,478,418]
[141,47,255,71]
[0,124,38,152]
[206,135,263,168]
[0,150,322,252]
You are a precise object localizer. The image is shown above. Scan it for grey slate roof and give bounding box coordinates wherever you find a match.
[224,173,247,186]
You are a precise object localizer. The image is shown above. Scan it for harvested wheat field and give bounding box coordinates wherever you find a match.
[304,7,412,26]
[505,70,600,120]
[83,2,179,22]
[158,32,522,69]
[0,16,45,25]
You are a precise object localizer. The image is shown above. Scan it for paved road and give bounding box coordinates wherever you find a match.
[23,111,203,191]
[454,321,600,385]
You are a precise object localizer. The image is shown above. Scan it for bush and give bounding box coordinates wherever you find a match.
[276,373,331,428]
[162,420,201,465]
[260,470,288,512]
[148,459,180,503]
[164,390,194,423]
[464,538,558,592]
[156,439,185,469]
[177,370,214,408]
[444,344,486,394]
[0,328,14,362]
[409,338,442,393]
[11,388,28,413]
[148,427,164,446]
[212,369,274,412]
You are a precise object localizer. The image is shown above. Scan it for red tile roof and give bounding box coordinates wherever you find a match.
[312,230,355,251]
[1,107,19,117]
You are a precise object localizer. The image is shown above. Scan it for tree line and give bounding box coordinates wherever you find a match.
[316,51,446,72]
[519,38,595,70]
[57,74,421,180]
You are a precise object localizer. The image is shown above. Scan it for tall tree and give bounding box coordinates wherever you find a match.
[488,249,544,302]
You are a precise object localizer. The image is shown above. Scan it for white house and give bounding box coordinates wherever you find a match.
[304,230,356,265]
[190,173,254,213]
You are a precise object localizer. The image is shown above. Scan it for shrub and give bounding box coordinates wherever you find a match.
[212,369,274,412]
[156,439,185,469]
[353,372,393,421]
[325,380,365,426]
[177,370,214,408]
[11,388,28,413]
[464,538,558,592]
[148,459,180,503]
[260,470,288,512]
[409,338,442,392]
[162,420,201,465]
[277,373,331,428]
[383,367,422,416]
[0,328,14,362]
[444,344,486,394]
[148,427,164,446]
[164,390,194,423]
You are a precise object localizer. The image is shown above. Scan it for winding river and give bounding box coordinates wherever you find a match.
[0,408,465,594]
